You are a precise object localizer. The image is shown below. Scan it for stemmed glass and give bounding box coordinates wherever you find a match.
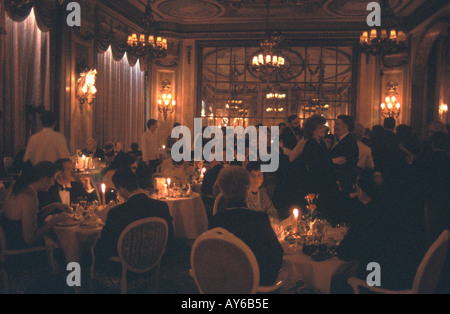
[78,196,87,210]
[70,202,82,221]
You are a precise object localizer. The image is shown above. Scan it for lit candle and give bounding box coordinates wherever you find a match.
[166,178,171,197]
[293,208,299,234]
[101,183,106,205]
[82,155,86,169]
[200,167,206,180]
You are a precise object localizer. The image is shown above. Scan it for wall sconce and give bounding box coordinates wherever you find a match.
[439,99,448,121]
[380,81,401,118]
[157,79,175,119]
[76,68,97,110]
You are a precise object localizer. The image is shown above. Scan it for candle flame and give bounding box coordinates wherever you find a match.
[101,183,106,193]
[293,208,299,219]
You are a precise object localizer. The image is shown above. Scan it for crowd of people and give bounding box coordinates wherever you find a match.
[0,109,449,293]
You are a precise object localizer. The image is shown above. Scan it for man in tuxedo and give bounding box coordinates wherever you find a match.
[93,167,174,273]
[330,115,359,193]
[280,115,302,150]
[38,158,98,210]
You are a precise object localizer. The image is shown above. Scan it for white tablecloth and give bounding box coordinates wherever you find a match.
[155,192,208,240]
[52,222,102,264]
[279,242,357,294]
[98,193,208,240]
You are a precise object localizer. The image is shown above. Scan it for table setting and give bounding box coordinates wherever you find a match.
[147,177,208,240]
[272,194,357,294]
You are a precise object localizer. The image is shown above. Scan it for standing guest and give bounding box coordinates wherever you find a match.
[81,138,105,161]
[210,166,283,286]
[352,122,374,170]
[141,119,161,182]
[280,115,302,150]
[301,114,337,195]
[330,115,359,193]
[38,158,97,209]
[3,162,70,249]
[23,111,70,165]
[166,122,181,149]
[278,122,287,137]
[93,168,174,275]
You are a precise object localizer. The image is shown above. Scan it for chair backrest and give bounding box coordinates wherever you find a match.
[411,229,450,294]
[190,228,260,294]
[117,217,168,274]
[3,158,13,175]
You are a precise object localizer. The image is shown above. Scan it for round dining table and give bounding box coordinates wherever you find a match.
[150,192,208,240]
[279,241,358,294]
[51,220,104,264]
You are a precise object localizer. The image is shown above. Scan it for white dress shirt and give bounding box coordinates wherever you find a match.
[58,182,72,206]
[23,128,70,165]
[141,129,160,162]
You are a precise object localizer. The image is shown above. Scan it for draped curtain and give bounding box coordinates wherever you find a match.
[95,47,146,150]
[1,7,51,156]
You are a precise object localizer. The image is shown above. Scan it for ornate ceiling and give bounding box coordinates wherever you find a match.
[98,0,446,38]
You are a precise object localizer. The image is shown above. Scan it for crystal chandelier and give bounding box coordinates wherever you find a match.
[380,81,401,118]
[127,0,168,60]
[360,0,407,64]
[250,0,286,79]
[265,84,286,113]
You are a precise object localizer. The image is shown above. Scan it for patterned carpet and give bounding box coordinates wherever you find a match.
[0,240,199,294]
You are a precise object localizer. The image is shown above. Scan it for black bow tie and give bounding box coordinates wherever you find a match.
[57,183,71,192]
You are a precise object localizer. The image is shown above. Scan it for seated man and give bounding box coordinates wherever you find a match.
[210,166,283,286]
[81,138,105,161]
[38,158,97,211]
[94,167,174,274]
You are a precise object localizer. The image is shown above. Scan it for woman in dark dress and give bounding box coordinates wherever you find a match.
[301,115,338,195]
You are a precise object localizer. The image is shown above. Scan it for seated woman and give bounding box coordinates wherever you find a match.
[215,162,279,222]
[2,161,69,249]
[210,166,284,286]
[102,153,138,203]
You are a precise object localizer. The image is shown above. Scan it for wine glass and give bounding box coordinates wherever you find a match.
[78,196,87,210]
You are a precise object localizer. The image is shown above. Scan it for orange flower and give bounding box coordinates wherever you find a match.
[305,193,316,201]
[309,204,317,211]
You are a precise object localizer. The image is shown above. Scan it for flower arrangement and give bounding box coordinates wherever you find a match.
[304,193,319,223]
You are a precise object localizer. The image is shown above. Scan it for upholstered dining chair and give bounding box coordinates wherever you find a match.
[90,217,168,294]
[347,229,450,294]
[190,228,283,294]
[0,224,59,293]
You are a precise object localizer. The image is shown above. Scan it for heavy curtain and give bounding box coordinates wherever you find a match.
[1,7,51,156]
[95,47,146,151]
